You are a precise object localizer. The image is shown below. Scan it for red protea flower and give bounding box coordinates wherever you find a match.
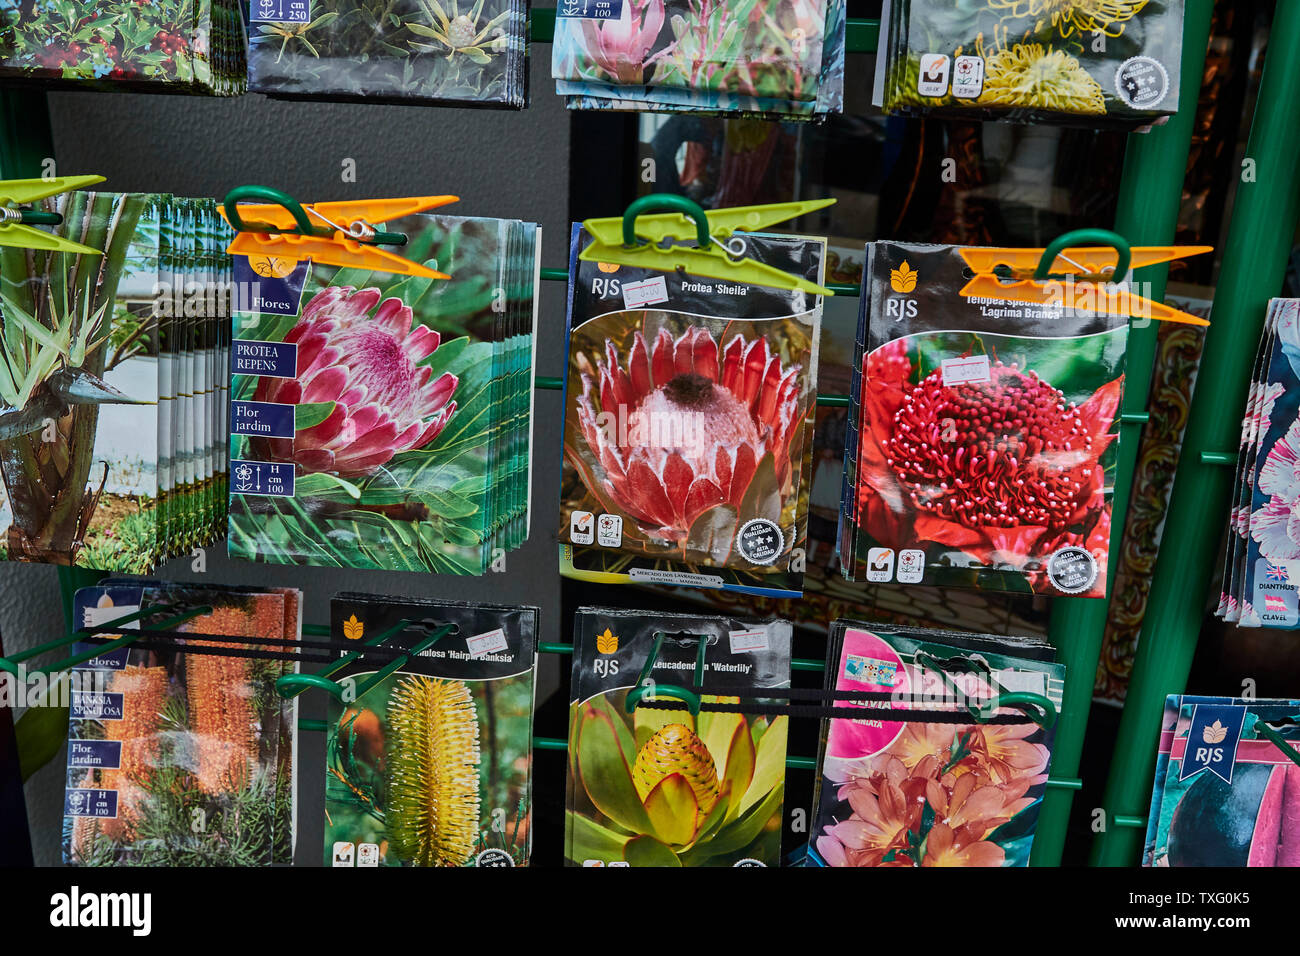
[857,342,1120,580]
[571,326,804,542]
[251,286,457,478]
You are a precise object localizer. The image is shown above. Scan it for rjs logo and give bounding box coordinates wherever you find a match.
[593,627,619,677]
[886,261,918,320]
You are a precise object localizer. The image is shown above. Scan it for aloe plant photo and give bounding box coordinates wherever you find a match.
[0,190,161,568]
[247,0,528,107]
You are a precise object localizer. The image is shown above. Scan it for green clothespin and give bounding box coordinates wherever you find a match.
[0,176,107,255]
[580,194,837,296]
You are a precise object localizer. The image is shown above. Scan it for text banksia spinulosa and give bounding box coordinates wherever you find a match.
[385,676,482,866]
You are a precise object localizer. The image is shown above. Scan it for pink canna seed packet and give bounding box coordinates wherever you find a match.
[558,222,826,597]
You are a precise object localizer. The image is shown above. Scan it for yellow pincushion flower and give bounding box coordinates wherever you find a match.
[980,41,1106,115]
[986,0,1150,38]
[384,676,481,866]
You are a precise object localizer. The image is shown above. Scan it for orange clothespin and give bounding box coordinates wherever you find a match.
[219,187,459,279]
[957,232,1213,326]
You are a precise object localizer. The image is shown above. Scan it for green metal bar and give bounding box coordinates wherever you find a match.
[0,90,52,180]
[278,617,420,700]
[1091,0,1300,866]
[4,604,169,668]
[35,605,213,676]
[350,625,451,700]
[1031,0,1214,867]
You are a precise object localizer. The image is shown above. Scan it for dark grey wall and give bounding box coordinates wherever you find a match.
[0,53,571,865]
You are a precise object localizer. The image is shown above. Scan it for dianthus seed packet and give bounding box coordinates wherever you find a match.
[839,241,1126,598]
[807,620,1063,868]
[874,0,1183,128]
[558,222,824,598]
[1143,695,1300,867]
[323,593,538,867]
[1216,299,1300,627]
[226,211,539,574]
[0,0,247,94]
[566,607,791,867]
[62,581,299,866]
[248,0,529,108]
[553,0,846,120]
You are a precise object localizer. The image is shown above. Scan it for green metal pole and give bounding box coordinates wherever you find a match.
[1029,0,1214,867]
[1090,0,1300,866]
[0,90,53,178]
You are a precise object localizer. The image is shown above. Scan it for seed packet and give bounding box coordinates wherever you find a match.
[566,607,791,866]
[1143,696,1300,867]
[0,0,247,94]
[1220,300,1300,626]
[322,593,538,867]
[839,241,1126,598]
[874,0,1183,129]
[248,0,529,108]
[558,222,825,598]
[226,210,540,574]
[62,581,299,866]
[0,628,33,866]
[553,0,845,120]
[1214,302,1277,621]
[806,620,1064,867]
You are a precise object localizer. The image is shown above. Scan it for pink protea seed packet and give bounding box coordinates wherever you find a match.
[558,222,826,597]
[839,242,1127,598]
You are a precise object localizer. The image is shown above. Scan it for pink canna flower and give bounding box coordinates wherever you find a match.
[577,0,665,85]
[251,286,457,478]
[572,325,804,543]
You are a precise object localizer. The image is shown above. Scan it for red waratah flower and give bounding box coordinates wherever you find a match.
[570,326,804,543]
[857,341,1120,582]
[251,286,457,478]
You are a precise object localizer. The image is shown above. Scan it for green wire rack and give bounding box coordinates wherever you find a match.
[0,0,1259,867]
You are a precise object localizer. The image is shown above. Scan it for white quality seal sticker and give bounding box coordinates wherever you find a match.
[736,518,784,566]
[1115,56,1169,110]
[1047,547,1099,594]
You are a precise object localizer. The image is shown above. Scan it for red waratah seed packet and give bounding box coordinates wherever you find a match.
[838,242,1126,598]
[558,223,826,598]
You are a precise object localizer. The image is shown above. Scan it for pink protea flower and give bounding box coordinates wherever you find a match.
[577,0,665,85]
[251,286,457,478]
[570,325,804,543]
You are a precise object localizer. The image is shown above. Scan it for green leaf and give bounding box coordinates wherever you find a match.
[623,835,682,867]
[740,716,787,816]
[642,774,700,847]
[575,701,653,835]
[15,674,71,781]
[566,811,632,864]
[293,471,362,500]
[294,401,335,431]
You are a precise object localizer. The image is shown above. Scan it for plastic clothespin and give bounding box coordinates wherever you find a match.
[219,185,460,279]
[0,175,106,255]
[580,194,838,296]
[957,229,1213,326]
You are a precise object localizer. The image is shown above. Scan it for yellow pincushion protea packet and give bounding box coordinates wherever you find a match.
[874,0,1184,128]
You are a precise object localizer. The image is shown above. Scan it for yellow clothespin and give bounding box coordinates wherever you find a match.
[958,231,1213,326]
[219,186,460,279]
[581,195,838,296]
[0,175,106,255]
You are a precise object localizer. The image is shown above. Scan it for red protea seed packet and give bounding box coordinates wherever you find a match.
[839,242,1125,598]
[558,223,826,597]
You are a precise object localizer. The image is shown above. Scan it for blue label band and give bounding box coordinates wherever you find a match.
[249,0,311,23]
[557,0,623,18]
[70,645,129,670]
[230,460,296,498]
[64,789,118,819]
[68,740,123,770]
[232,340,298,379]
[231,400,296,439]
[71,692,124,721]
[1180,704,1247,783]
